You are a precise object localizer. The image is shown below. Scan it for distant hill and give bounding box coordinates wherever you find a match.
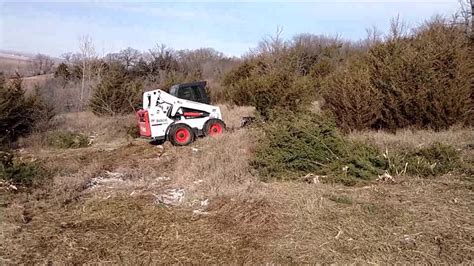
[0,49,36,62]
[0,49,60,77]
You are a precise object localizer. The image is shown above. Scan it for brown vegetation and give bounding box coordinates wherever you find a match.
[0,56,31,77]
[1,108,472,264]
[224,18,472,130]
[322,54,382,131]
[48,45,239,114]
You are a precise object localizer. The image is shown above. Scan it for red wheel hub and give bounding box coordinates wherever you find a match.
[208,123,223,136]
[175,128,190,143]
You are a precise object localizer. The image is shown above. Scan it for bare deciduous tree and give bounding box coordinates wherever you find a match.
[31,54,54,75]
[454,0,473,38]
[364,26,383,47]
[61,52,73,64]
[78,35,96,109]
[251,26,285,56]
[388,15,408,40]
[119,47,140,69]
[470,0,474,40]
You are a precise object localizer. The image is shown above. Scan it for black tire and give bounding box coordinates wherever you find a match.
[168,124,194,146]
[203,119,226,137]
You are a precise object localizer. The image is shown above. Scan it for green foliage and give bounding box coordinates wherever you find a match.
[388,142,463,177]
[222,61,257,106]
[323,20,472,131]
[89,64,143,116]
[224,19,471,131]
[251,112,463,184]
[322,54,382,131]
[223,58,315,119]
[0,150,48,187]
[324,142,387,185]
[251,112,386,185]
[0,75,54,146]
[46,131,89,149]
[222,35,346,119]
[54,63,71,80]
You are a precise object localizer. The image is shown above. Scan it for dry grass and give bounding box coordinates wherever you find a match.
[21,74,54,93]
[1,134,279,264]
[349,127,474,151]
[219,104,255,129]
[19,111,136,150]
[1,195,280,264]
[51,111,136,143]
[170,128,260,202]
[1,107,473,264]
[21,105,251,150]
[267,174,473,263]
[349,127,474,167]
[0,56,32,77]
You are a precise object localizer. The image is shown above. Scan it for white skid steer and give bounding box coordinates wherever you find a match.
[136,81,226,146]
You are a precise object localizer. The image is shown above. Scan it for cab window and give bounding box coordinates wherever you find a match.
[177,86,195,101]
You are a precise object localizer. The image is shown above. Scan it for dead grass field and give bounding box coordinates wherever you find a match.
[1,106,473,264]
[20,74,55,92]
[0,55,32,77]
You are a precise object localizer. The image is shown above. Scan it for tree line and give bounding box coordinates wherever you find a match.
[1,6,472,147]
[223,15,473,131]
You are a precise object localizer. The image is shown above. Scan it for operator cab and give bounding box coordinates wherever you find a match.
[169,81,210,104]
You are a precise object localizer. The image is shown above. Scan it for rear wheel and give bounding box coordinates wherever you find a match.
[203,119,226,137]
[169,124,194,146]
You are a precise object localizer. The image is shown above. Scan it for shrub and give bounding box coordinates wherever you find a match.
[369,20,471,130]
[54,62,71,81]
[221,34,351,120]
[46,131,89,149]
[0,150,48,187]
[320,19,472,131]
[223,58,315,119]
[322,54,382,131]
[222,60,261,106]
[89,64,142,116]
[251,112,386,185]
[0,75,54,146]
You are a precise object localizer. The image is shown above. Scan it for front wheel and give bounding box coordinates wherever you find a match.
[203,119,226,137]
[169,124,195,146]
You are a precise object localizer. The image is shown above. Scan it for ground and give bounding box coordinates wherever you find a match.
[1,106,473,264]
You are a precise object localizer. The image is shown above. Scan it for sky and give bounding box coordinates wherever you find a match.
[0,1,462,58]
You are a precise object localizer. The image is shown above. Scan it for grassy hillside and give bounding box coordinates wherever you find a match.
[0,55,32,77]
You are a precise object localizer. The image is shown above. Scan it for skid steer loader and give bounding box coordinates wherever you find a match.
[136,81,226,146]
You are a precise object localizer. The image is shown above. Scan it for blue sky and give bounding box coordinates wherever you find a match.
[0,1,461,57]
